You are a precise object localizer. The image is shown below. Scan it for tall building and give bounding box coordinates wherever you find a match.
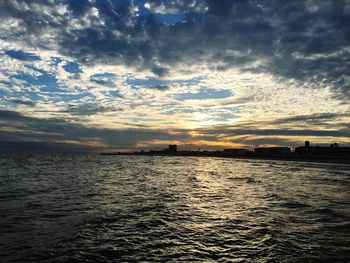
[166,144,177,153]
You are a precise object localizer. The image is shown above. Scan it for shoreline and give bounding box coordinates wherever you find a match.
[101,153,350,165]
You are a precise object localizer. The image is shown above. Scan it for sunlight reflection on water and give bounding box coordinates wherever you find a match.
[0,153,350,262]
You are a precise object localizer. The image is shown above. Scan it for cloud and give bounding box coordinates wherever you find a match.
[0,108,348,151]
[144,1,208,15]
[0,110,190,151]
[63,103,123,115]
[90,73,116,87]
[273,113,350,124]
[0,1,349,150]
[1,0,348,101]
[7,99,36,107]
[146,85,170,91]
[199,126,350,138]
[175,88,231,100]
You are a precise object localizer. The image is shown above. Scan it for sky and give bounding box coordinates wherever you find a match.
[0,0,349,152]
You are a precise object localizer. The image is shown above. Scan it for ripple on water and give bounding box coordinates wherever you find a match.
[0,153,350,262]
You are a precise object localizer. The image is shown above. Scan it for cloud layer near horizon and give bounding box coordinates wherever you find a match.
[0,0,349,150]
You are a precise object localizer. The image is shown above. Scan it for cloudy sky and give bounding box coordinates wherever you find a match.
[0,0,349,151]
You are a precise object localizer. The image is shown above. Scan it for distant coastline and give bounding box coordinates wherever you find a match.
[101,152,350,165]
[102,141,350,165]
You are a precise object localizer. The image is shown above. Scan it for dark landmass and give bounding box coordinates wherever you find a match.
[102,142,350,165]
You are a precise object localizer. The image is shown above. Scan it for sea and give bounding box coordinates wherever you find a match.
[0,153,350,262]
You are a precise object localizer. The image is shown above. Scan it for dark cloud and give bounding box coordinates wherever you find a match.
[90,73,116,87]
[237,137,298,147]
[0,109,25,120]
[1,0,349,98]
[151,66,169,77]
[1,1,349,150]
[0,109,348,151]
[63,104,123,115]
[0,110,190,151]
[7,99,36,107]
[273,113,350,124]
[145,85,170,91]
[199,125,350,138]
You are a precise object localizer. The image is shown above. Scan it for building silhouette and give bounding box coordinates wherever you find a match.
[254,147,291,156]
[165,144,177,153]
[223,148,251,155]
[295,141,350,156]
[102,140,349,162]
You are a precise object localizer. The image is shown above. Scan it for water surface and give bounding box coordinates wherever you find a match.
[1,153,350,262]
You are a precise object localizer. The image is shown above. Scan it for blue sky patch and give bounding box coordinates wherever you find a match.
[127,77,168,88]
[5,50,40,61]
[10,91,43,101]
[0,80,13,87]
[50,57,63,66]
[0,88,6,96]
[155,13,185,25]
[64,62,82,73]
[14,72,58,89]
